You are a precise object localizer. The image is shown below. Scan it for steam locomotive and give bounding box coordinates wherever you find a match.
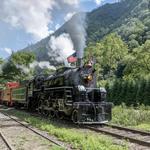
[0,60,112,124]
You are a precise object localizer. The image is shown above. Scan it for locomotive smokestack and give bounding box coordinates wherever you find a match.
[76,48,83,67]
[77,58,83,67]
[66,13,86,68]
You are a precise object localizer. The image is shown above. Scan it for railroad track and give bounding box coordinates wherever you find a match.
[1,112,67,150]
[1,106,150,148]
[0,131,14,150]
[85,124,150,147]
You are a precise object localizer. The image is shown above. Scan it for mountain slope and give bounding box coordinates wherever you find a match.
[87,0,150,46]
[22,0,150,65]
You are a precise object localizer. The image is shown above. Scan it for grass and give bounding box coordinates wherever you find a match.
[2,104,149,149]
[3,109,128,150]
[111,104,150,131]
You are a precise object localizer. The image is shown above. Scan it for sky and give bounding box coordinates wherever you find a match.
[0,0,117,59]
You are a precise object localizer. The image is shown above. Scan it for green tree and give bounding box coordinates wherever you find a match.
[124,40,150,79]
[11,51,35,67]
[128,39,139,49]
[143,79,150,105]
[85,33,128,80]
[2,51,35,81]
[0,58,3,64]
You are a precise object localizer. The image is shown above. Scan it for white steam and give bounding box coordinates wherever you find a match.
[16,64,30,74]
[66,13,87,58]
[30,61,56,70]
[48,6,87,66]
[48,33,75,66]
[16,61,56,74]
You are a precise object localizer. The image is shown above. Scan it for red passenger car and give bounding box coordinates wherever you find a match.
[0,82,20,106]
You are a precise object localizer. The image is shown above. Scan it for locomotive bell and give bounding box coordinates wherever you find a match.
[87,75,93,81]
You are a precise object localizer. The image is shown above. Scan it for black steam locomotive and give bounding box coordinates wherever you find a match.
[26,60,113,124]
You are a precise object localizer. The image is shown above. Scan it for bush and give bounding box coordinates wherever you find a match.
[112,104,150,127]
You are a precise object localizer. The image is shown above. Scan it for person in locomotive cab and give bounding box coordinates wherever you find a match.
[87,59,94,67]
[79,59,96,88]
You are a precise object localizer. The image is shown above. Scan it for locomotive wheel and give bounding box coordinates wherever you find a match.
[43,109,49,117]
[56,111,64,120]
[38,100,43,115]
[42,100,49,117]
[72,110,78,123]
[49,109,55,119]
[27,97,33,111]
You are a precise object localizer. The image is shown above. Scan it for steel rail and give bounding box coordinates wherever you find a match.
[103,123,150,136]
[1,112,67,149]
[0,131,14,150]
[85,125,150,147]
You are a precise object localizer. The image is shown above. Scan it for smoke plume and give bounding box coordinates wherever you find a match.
[16,61,56,75]
[48,33,75,66]
[66,13,87,58]
[30,61,56,70]
[48,10,87,66]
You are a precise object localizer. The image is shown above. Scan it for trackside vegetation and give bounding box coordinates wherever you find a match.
[111,105,150,131]
[3,105,150,149]
[4,109,128,150]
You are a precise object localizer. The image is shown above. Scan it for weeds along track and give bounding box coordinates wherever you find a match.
[1,106,150,148]
[85,124,150,147]
[1,111,67,150]
[0,131,14,150]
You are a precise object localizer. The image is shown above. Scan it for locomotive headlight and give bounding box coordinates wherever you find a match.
[87,75,93,81]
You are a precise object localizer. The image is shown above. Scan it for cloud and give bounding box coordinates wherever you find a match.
[63,0,80,5]
[0,0,56,40]
[64,12,76,22]
[0,0,80,40]
[4,47,12,55]
[94,0,104,5]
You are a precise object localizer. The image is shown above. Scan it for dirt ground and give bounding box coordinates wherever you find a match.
[0,111,55,150]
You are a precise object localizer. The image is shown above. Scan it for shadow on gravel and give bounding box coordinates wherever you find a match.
[0,105,14,111]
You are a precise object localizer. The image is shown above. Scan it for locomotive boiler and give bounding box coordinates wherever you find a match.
[31,60,113,124]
